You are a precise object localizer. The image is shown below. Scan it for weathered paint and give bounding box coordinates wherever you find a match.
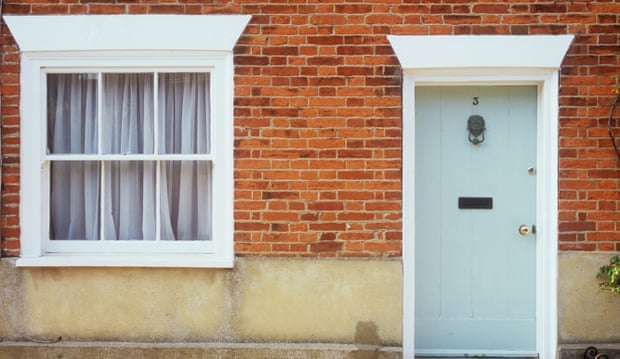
[0,258,402,345]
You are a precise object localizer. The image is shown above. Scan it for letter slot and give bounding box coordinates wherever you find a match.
[458,197,493,210]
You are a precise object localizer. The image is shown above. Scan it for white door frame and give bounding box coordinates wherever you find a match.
[388,35,573,359]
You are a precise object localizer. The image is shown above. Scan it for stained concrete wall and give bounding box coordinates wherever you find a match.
[0,258,402,346]
[6,252,618,355]
[558,252,620,344]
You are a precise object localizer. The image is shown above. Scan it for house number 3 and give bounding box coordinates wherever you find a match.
[472,97,479,106]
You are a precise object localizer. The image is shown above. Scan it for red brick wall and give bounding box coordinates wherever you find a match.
[0,1,619,257]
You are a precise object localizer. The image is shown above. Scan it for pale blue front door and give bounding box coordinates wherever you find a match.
[414,86,537,356]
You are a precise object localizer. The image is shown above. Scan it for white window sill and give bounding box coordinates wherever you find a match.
[16,254,234,268]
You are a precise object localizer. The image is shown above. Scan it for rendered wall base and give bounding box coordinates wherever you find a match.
[4,253,620,357]
[558,252,620,359]
[0,257,402,349]
[558,253,620,343]
[0,341,402,359]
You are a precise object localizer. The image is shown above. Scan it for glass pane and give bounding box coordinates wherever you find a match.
[160,161,211,241]
[50,161,100,240]
[102,161,156,241]
[158,73,211,154]
[47,74,98,154]
[102,74,155,154]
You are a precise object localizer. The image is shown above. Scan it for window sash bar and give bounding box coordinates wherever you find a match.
[97,73,106,242]
[156,161,162,242]
[44,154,213,161]
[46,240,217,253]
[154,73,161,242]
[97,72,103,155]
[154,72,160,155]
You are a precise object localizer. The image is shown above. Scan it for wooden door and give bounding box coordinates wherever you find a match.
[414,86,537,356]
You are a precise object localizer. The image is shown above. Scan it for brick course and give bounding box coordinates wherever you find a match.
[1,0,619,256]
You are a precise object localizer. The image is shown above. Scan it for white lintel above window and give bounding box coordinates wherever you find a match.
[4,14,251,52]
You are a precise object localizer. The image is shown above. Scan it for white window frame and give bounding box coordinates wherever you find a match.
[5,15,251,267]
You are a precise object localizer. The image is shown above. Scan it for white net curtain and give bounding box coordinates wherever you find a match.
[47,72,212,242]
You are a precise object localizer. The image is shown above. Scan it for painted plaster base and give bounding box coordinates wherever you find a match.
[558,252,620,343]
[5,252,616,357]
[0,258,402,348]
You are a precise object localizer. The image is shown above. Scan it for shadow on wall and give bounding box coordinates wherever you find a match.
[352,321,388,359]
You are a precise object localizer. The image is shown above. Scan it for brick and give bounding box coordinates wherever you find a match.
[559,221,597,232]
[559,243,596,251]
[1,0,619,260]
[444,15,482,25]
[363,241,401,253]
[310,241,343,252]
[334,4,372,14]
[307,202,344,211]
[88,4,127,14]
[472,4,508,13]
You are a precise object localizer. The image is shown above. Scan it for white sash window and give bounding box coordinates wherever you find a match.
[6,15,250,267]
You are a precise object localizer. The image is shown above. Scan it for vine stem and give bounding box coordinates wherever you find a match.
[608,95,620,160]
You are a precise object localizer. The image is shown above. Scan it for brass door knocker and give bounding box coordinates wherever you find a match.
[467,114,485,145]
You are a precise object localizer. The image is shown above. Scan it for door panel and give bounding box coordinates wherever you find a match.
[414,86,537,355]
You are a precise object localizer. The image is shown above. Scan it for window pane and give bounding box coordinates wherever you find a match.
[158,73,211,154]
[47,74,98,154]
[160,161,211,241]
[50,161,100,240]
[102,74,155,154]
[103,161,156,241]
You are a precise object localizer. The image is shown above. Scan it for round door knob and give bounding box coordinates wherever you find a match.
[518,225,530,236]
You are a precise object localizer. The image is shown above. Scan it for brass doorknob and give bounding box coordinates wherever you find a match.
[518,225,531,236]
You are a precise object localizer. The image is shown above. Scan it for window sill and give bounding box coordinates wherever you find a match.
[16,254,234,268]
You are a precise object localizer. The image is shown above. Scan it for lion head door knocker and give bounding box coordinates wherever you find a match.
[467,114,486,145]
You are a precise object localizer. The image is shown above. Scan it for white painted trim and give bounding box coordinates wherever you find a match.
[3,15,251,52]
[401,75,416,359]
[16,254,234,268]
[536,71,560,359]
[389,35,572,359]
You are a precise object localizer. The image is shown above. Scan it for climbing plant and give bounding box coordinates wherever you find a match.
[608,76,620,160]
[597,255,620,294]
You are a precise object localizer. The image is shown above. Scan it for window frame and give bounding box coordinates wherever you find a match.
[45,69,216,250]
[5,15,250,267]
